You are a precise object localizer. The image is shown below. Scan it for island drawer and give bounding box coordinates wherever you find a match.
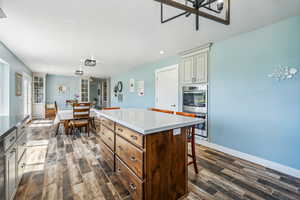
[17,124,27,138]
[116,135,144,179]
[116,124,143,148]
[4,129,17,152]
[100,125,115,151]
[101,117,115,131]
[116,157,143,200]
[99,140,115,171]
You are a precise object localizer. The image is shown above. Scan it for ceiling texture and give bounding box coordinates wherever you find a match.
[0,0,300,77]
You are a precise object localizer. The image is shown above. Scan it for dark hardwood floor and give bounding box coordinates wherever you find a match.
[15,120,300,200]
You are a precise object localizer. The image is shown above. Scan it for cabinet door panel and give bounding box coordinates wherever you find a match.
[194,53,207,83]
[6,147,17,200]
[182,57,193,84]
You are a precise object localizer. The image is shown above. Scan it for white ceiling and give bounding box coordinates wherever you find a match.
[0,0,300,77]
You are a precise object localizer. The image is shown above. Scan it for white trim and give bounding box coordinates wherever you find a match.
[0,57,8,65]
[198,140,300,179]
[179,43,212,58]
[155,64,179,112]
[0,58,9,116]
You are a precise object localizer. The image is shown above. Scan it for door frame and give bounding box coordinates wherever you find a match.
[155,64,179,112]
[0,58,9,116]
[23,72,32,117]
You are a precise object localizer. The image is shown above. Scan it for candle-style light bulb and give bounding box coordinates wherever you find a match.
[217,0,224,11]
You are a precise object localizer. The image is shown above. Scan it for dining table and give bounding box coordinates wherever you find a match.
[54,108,97,134]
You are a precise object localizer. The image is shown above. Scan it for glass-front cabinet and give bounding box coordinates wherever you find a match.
[33,76,44,104]
[81,79,89,102]
[32,73,46,119]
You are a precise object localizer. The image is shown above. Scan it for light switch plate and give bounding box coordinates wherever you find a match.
[173,128,181,136]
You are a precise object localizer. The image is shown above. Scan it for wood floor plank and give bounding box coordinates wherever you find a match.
[15,120,300,200]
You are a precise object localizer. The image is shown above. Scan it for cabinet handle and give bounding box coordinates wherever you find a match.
[118,146,123,151]
[130,156,137,162]
[130,135,138,140]
[117,128,123,132]
[22,142,27,146]
[129,183,137,191]
[21,163,26,168]
[117,168,121,173]
[108,137,112,141]
[9,136,15,142]
[10,148,16,155]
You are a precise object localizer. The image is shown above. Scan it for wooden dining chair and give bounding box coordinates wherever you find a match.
[69,103,91,137]
[148,108,174,114]
[103,107,120,110]
[176,112,198,174]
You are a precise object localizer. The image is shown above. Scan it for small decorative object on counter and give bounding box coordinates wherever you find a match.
[268,66,298,81]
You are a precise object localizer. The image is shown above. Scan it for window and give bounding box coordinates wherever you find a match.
[0,59,9,115]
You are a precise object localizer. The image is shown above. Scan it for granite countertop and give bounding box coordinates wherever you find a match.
[95,108,204,135]
[0,115,29,140]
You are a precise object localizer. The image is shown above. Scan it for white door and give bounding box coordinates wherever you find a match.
[155,65,179,112]
[182,57,193,84]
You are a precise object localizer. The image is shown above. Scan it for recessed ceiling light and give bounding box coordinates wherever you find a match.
[160,50,165,55]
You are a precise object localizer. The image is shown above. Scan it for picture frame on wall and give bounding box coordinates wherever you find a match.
[15,72,23,96]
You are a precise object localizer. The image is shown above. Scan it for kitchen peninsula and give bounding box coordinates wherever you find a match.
[94,109,203,200]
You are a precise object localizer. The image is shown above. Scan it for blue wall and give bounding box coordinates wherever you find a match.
[0,42,32,117]
[111,57,181,108]
[209,16,300,170]
[46,74,80,109]
[111,16,300,170]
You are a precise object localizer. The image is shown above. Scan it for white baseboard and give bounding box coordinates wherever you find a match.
[197,140,300,179]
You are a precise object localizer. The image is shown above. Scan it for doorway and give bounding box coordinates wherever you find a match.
[155,64,179,112]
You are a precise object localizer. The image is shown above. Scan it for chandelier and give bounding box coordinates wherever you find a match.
[154,0,230,31]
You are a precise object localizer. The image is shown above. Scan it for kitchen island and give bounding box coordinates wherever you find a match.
[94,109,203,200]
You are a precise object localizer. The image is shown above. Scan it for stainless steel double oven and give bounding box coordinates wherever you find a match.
[183,84,208,141]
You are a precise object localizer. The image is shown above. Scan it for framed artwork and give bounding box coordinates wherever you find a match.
[15,73,23,96]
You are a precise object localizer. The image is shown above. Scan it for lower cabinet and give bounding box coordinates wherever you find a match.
[99,140,114,171]
[3,124,28,200]
[116,157,143,200]
[99,117,188,200]
[17,152,26,185]
[5,144,17,200]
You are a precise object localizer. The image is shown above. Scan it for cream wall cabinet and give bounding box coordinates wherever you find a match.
[180,44,210,85]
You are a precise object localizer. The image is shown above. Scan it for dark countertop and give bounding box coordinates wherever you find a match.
[0,115,29,140]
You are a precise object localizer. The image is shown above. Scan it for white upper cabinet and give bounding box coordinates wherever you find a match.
[180,44,211,85]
